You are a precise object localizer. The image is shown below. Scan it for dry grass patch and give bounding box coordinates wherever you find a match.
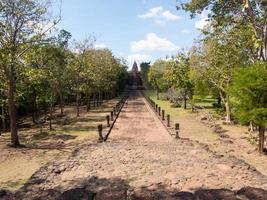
[0,98,120,190]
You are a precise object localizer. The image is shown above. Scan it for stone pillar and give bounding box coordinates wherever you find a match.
[175,123,180,139]
[167,114,170,127]
[106,115,110,127]
[98,124,104,142]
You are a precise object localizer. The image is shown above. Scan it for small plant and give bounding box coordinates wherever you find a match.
[170,103,181,108]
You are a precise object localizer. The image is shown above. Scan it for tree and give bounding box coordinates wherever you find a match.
[0,0,56,147]
[0,49,8,133]
[140,62,151,88]
[73,37,96,117]
[178,0,267,61]
[165,53,193,109]
[148,60,169,100]
[55,30,72,115]
[230,63,267,153]
[189,26,250,122]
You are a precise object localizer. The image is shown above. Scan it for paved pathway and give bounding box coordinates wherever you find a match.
[111,90,172,142]
[4,91,267,200]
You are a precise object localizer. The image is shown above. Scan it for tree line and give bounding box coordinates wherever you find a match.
[0,0,127,147]
[142,0,267,153]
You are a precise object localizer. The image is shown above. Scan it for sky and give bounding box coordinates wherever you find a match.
[52,0,208,68]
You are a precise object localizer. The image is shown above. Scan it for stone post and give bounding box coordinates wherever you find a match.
[167,114,170,127]
[113,107,117,116]
[106,115,110,127]
[110,111,114,121]
[162,110,165,120]
[158,107,161,116]
[98,124,104,142]
[175,123,180,139]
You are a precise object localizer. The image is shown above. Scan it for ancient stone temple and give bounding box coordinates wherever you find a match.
[127,61,144,90]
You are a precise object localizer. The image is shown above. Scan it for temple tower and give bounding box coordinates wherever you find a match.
[127,61,144,90]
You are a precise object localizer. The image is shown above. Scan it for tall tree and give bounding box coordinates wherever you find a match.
[148,60,169,100]
[230,63,267,153]
[165,53,193,109]
[56,30,72,115]
[178,0,267,61]
[140,62,151,88]
[189,26,250,122]
[0,0,56,147]
[73,37,96,117]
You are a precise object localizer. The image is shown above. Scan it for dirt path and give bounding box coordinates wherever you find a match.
[111,90,172,142]
[3,91,267,199]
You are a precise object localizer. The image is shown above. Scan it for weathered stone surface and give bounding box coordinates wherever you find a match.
[6,91,267,200]
[237,187,267,200]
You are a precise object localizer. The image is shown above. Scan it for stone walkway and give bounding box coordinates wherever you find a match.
[3,91,267,199]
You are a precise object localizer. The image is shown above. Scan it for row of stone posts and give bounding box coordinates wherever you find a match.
[145,95,180,139]
[97,94,128,142]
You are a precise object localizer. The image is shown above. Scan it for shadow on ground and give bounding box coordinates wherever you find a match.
[1,176,267,200]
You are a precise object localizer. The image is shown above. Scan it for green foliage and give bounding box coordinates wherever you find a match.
[148,60,169,92]
[140,62,151,87]
[230,63,267,127]
[179,0,267,60]
[165,53,193,93]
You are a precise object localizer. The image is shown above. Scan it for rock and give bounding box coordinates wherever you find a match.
[200,116,208,121]
[219,133,230,138]
[59,188,95,200]
[237,187,267,200]
[54,166,66,174]
[173,192,195,200]
[195,189,237,200]
[95,188,127,200]
[0,189,7,197]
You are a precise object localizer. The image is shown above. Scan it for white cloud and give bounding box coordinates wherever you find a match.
[131,32,178,52]
[126,54,152,65]
[195,11,211,30]
[181,29,191,34]
[94,43,107,49]
[139,6,163,19]
[139,6,181,24]
[162,11,181,21]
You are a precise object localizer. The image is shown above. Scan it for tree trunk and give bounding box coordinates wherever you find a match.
[59,90,64,115]
[220,90,231,123]
[217,95,222,107]
[76,88,80,117]
[32,92,37,123]
[225,94,231,123]
[1,105,6,133]
[97,92,100,106]
[156,88,159,100]
[8,62,19,147]
[259,126,265,153]
[49,101,53,131]
[86,92,91,112]
[183,90,187,110]
[249,121,254,132]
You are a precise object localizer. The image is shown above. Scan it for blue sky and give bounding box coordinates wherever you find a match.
[54,0,207,67]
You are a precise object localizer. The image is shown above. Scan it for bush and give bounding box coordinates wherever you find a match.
[170,103,181,108]
[212,102,222,108]
[159,93,168,101]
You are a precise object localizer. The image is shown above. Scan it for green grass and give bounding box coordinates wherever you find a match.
[144,90,189,118]
[192,96,217,108]
[144,90,219,143]
[144,90,218,119]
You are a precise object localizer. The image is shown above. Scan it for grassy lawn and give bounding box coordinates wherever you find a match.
[144,90,189,118]
[0,97,121,191]
[192,96,218,109]
[144,90,219,143]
